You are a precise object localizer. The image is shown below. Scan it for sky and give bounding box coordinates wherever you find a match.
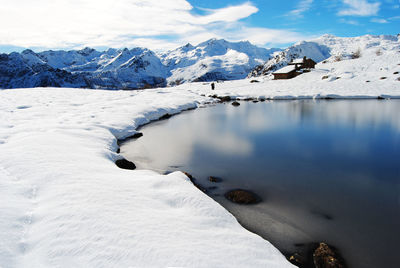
[0,0,399,53]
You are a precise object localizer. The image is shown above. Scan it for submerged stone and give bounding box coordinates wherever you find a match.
[183,172,207,193]
[225,189,261,205]
[209,176,222,183]
[231,101,240,107]
[313,243,346,268]
[289,253,307,266]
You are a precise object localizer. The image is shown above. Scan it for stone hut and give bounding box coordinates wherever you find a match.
[272,65,298,80]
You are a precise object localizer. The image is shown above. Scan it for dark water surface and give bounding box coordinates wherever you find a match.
[121,100,400,268]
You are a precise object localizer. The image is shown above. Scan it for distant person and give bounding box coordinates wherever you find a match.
[211,82,215,90]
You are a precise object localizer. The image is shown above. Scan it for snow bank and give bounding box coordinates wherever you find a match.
[0,87,294,267]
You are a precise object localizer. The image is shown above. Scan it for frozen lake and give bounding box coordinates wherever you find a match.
[121,100,400,268]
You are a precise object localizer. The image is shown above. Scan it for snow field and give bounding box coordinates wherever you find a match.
[0,87,294,267]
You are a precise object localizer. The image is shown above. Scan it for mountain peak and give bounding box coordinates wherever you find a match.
[78,47,96,56]
[21,49,36,55]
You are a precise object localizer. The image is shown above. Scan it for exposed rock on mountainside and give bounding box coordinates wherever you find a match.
[249,34,400,78]
[1,34,399,89]
[0,39,277,90]
[160,39,278,85]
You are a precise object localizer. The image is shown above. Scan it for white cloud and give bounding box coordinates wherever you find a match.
[371,18,388,23]
[288,0,314,17]
[339,18,361,25]
[338,0,381,16]
[195,3,259,24]
[0,0,308,51]
[218,25,313,47]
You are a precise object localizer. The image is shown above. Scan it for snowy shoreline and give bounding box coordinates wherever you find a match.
[0,86,299,268]
[1,78,400,267]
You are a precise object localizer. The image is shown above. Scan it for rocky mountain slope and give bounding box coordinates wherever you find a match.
[0,39,276,90]
[160,39,277,85]
[0,47,168,90]
[1,34,399,90]
[249,34,400,77]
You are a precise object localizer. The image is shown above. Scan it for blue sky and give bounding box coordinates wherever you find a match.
[193,0,399,34]
[0,0,398,53]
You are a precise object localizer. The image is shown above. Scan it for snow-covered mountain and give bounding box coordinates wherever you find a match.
[0,39,277,90]
[160,39,278,85]
[249,34,400,77]
[0,51,89,89]
[0,47,169,89]
[1,34,399,90]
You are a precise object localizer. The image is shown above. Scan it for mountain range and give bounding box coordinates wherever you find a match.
[0,39,275,90]
[1,34,399,90]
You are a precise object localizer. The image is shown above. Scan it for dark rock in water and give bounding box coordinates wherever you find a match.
[313,243,346,268]
[183,172,207,193]
[287,242,320,268]
[218,96,232,102]
[377,96,385,100]
[231,101,240,107]
[183,172,193,180]
[252,100,259,103]
[209,176,222,183]
[225,189,261,205]
[160,113,172,120]
[132,132,143,139]
[115,159,136,170]
[289,253,307,266]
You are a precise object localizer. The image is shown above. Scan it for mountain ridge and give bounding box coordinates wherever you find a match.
[248,34,400,78]
[1,34,399,90]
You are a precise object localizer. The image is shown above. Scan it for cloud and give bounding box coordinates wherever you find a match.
[195,3,259,24]
[338,0,381,16]
[0,0,309,51]
[339,18,361,25]
[288,0,314,17]
[370,18,388,23]
[218,24,313,47]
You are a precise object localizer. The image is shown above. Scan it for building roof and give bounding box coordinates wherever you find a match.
[273,65,296,74]
[292,58,304,64]
[287,58,306,65]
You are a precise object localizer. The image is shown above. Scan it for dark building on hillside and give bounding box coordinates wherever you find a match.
[272,65,297,80]
[272,56,316,80]
[288,56,316,70]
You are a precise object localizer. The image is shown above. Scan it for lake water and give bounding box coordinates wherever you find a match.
[120,100,400,268]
